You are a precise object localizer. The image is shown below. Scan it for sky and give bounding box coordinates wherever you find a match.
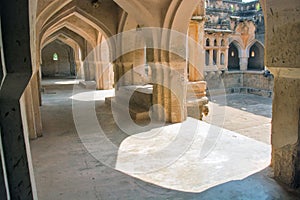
[243,0,257,2]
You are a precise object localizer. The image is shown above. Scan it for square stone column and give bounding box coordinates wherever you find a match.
[239,56,249,71]
[149,48,188,123]
[188,20,205,81]
[270,75,300,188]
[265,0,300,188]
[209,49,214,66]
[224,48,229,69]
[0,1,38,198]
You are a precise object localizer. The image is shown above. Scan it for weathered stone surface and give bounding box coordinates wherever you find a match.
[265,0,300,68]
[1,0,300,198]
[32,80,298,199]
[0,75,34,200]
[273,142,300,188]
[205,71,274,97]
[0,151,8,200]
[41,40,76,77]
[187,97,209,120]
[187,81,207,98]
[271,76,300,188]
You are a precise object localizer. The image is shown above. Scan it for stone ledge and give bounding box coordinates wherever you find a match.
[225,70,264,75]
[187,97,209,120]
[207,87,273,98]
[106,97,150,121]
[79,81,96,89]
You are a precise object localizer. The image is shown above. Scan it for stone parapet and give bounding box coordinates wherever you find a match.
[204,70,273,98]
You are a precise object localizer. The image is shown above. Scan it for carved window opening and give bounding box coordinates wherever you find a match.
[228,43,240,70]
[206,38,210,46]
[248,42,264,70]
[205,50,210,66]
[213,50,217,65]
[221,39,225,46]
[221,53,225,65]
[53,53,58,61]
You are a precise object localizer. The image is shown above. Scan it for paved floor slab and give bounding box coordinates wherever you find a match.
[204,94,272,144]
[29,79,299,199]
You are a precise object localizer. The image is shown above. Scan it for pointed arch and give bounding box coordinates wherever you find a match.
[42,33,83,76]
[247,41,265,70]
[42,27,86,60]
[228,41,241,70]
[41,39,76,77]
[229,40,243,56]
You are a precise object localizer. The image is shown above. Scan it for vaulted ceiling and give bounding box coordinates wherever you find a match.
[35,0,203,67]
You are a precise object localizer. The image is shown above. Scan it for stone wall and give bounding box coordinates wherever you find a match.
[205,0,263,31]
[41,40,76,77]
[205,70,273,97]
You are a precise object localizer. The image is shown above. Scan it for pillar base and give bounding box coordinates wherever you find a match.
[273,142,300,188]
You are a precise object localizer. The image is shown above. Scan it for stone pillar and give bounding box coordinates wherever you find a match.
[188,20,205,81]
[148,48,166,121]
[118,51,134,86]
[239,56,248,71]
[265,0,300,188]
[0,150,8,199]
[271,76,300,188]
[123,61,134,86]
[149,47,188,123]
[169,59,187,123]
[165,33,188,123]
[1,87,34,199]
[83,62,92,81]
[113,60,123,90]
[83,43,95,81]
[95,61,103,89]
[22,84,37,139]
[216,49,221,68]
[95,37,114,90]
[209,49,214,66]
[30,72,42,137]
[0,0,36,198]
[95,60,114,90]
[224,47,229,69]
[115,48,146,88]
[112,61,119,89]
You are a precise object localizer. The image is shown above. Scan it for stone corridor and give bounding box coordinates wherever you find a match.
[29,78,299,199]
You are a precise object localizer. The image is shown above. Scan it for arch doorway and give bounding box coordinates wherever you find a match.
[248,42,264,70]
[41,40,76,77]
[228,43,240,70]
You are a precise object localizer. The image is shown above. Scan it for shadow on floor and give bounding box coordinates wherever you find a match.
[91,166,300,200]
[32,79,298,200]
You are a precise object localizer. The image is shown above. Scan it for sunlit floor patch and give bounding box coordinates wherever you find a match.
[54,80,80,85]
[115,118,271,193]
[70,89,115,101]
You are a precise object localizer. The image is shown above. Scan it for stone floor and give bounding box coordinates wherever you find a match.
[204,94,272,144]
[30,78,300,200]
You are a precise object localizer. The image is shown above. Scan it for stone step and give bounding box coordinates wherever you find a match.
[186,96,209,106]
[79,81,96,89]
[106,96,150,121]
[116,85,153,110]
